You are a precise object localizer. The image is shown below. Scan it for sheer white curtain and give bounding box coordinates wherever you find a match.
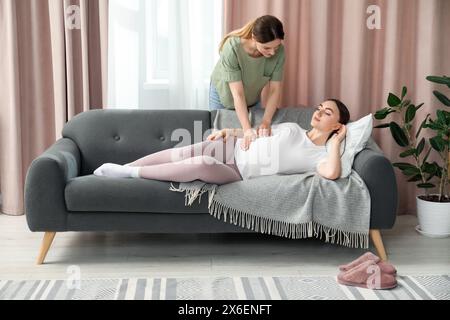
[108,0,222,109]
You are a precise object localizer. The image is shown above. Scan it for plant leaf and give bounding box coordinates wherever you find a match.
[434,163,443,178]
[444,110,450,127]
[422,162,437,175]
[423,163,439,181]
[405,104,416,123]
[422,147,432,163]
[388,93,401,107]
[403,167,421,176]
[389,122,409,147]
[437,110,447,125]
[433,90,450,106]
[407,174,422,182]
[415,113,430,138]
[417,183,435,188]
[393,162,418,170]
[415,103,424,111]
[426,119,440,130]
[430,136,445,152]
[401,86,407,99]
[374,108,389,120]
[416,138,425,156]
[426,75,450,87]
[400,149,416,158]
[374,123,390,128]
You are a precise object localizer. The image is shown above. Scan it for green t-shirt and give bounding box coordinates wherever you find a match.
[211,36,285,110]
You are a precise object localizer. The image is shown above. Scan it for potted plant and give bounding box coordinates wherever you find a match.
[374,75,450,238]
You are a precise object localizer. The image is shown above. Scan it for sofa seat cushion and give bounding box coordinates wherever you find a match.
[65,175,208,213]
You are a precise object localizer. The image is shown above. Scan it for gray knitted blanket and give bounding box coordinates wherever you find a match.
[169,107,379,248]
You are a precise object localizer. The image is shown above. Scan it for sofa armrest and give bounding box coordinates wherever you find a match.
[353,148,398,229]
[25,138,81,231]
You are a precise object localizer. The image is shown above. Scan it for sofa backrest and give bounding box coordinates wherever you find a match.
[62,109,212,176]
[210,106,317,131]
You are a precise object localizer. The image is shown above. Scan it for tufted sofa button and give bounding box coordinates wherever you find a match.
[114,135,120,141]
[159,136,165,141]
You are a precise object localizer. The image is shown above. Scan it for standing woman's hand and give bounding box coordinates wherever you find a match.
[240,128,257,151]
[257,120,272,137]
[207,128,234,142]
[207,129,224,141]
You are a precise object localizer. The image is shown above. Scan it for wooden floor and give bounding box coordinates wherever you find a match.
[0,214,448,280]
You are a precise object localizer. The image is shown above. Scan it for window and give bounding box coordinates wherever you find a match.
[145,0,169,84]
[108,0,223,109]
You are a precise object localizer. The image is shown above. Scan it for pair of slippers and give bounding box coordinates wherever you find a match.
[337,252,398,290]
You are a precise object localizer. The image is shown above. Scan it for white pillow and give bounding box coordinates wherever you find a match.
[325,113,373,178]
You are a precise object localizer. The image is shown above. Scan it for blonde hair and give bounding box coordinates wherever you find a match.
[218,15,285,53]
[218,19,256,52]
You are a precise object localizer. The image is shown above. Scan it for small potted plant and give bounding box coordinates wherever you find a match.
[374,75,450,238]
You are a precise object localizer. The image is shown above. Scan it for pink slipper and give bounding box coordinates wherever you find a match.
[339,252,397,275]
[339,252,379,271]
[376,261,397,275]
[337,260,397,290]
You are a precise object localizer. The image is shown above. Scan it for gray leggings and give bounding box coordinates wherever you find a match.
[128,137,243,185]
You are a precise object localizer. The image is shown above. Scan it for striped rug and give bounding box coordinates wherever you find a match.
[0,275,448,300]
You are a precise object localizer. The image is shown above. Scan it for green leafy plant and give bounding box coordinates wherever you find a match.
[374,75,450,202]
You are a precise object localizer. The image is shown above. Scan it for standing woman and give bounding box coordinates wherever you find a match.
[210,15,286,151]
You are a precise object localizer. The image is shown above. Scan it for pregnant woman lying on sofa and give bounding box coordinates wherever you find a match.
[94,99,349,183]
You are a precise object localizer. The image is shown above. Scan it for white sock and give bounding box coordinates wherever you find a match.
[93,163,140,178]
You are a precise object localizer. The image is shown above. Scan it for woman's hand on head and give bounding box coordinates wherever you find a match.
[240,128,257,151]
[330,124,347,144]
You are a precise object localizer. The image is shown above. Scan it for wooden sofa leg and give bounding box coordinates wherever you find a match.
[37,232,56,265]
[369,229,387,261]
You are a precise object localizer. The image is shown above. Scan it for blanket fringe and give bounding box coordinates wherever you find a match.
[169,182,369,249]
[208,198,369,249]
[169,182,213,206]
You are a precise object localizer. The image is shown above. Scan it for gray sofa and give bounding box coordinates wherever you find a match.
[24,107,398,264]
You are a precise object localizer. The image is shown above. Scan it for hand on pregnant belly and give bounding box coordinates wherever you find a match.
[257,120,272,137]
[240,128,257,151]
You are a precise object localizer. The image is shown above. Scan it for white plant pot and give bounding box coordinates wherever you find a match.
[416,195,450,238]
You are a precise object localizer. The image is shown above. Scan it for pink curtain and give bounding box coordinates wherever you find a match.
[0,0,109,216]
[224,0,450,215]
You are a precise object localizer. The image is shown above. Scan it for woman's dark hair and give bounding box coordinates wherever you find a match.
[324,98,350,143]
[252,15,285,43]
[219,15,285,52]
[315,99,350,158]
